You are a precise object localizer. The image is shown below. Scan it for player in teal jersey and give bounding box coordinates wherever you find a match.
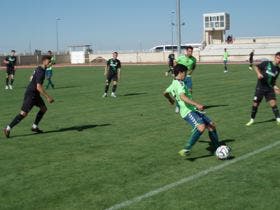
[223,48,229,73]
[163,64,221,156]
[45,51,56,89]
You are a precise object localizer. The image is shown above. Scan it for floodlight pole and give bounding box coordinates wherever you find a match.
[56,18,61,54]
[171,11,175,52]
[176,0,182,54]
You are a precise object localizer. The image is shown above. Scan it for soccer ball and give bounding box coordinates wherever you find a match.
[215,145,231,160]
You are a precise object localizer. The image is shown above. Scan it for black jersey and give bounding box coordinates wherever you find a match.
[5,55,17,68]
[256,61,280,89]
[25,66,46,96]
[168,53,175,67]
[107,58,121,74]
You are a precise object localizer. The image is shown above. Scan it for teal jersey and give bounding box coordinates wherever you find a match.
[176,55,197,71]
[165,79,196,118]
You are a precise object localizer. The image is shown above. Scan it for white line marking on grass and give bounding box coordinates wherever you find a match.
[105,141,280,210]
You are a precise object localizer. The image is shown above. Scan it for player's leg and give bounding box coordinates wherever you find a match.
[10,70,15,88]
[246,89,263,126]
[179,112,205,156]
[201,113,220,150]
[3,95,33,138]
[224,60,228,73]
[32,97,47,133]
[266,92,280,124]
[111,75,118,97]
[185,76,193,94]
[5,73,9,89]
[249,61,253,70]
[103,77,111,97]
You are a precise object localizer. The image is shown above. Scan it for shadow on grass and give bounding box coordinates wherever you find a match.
[11,123,111,138]
[254,118,275,124]
[204,104,229,110]
[50,85,79,90]
[121,92,147,97]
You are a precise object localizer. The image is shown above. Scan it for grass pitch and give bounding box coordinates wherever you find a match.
[0,64,279,210]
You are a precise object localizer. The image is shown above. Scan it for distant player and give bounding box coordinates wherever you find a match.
[223,48,229,73]
[45,50,56,89]
[102,52,121,98]
[3,50,17,90]
[164,64,221,156]
[246,52,280,126]
[174,46,197,113]
[3,56,54,138]
[249,50,255,70]
[165,53,175,76]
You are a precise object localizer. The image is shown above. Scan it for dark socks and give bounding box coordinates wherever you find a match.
[251,105,258,119]
[11,79,14,85]
[6,78,9,86]
[105,84,109,93]
[112,85,117,93]
[34,111,46,126]
[272,105,280,119]
[185,128,202,150]
[9,114,25,128]
[208,130,220,149]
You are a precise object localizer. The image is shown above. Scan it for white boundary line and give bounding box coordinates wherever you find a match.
[106,141,280,210]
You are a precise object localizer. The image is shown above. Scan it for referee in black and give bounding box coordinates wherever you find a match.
[249,50,254,70]
[3,55,54,138]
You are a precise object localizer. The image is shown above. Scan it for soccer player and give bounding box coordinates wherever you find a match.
[3,56,54,138]
[223,48,229,73]
[102,52,121,98]
[246,52,280,126]
[175,46,197,93]
[45,50,56,89]
[249,50,255,70]
[174,46,197,113]
[165,53,175,76]
[3,50,17,90]
[163,64,221,156]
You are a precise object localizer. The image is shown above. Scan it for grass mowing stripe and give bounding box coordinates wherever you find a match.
[105,140,280,210]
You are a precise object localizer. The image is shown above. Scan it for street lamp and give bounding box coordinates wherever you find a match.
[56,18,61,53]
[171,11,175,52]
[176,0,182,54]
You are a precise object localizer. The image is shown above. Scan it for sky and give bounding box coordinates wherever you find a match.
[0,0,279,53]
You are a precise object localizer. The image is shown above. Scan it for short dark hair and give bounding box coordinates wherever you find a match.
[174,64,188,76]
[11,50,16,53]
[275,52,280,57]
[48,50,52,54]
[42,55,52,62]
[186,46,193,51]
[113,51,118,55]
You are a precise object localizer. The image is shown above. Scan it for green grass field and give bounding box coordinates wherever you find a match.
[0,64,279,210]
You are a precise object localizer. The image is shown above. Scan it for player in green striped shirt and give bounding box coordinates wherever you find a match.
[45,51,56,89]
[163,64,221,156]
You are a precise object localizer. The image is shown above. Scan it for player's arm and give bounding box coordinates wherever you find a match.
[274,85,280,94]
[163,92,175,105]
[3,57,9,65]
[254,64,264,79]
[104,61,109,76]
[36,84,54,103]
[118,68,121,81]
[180,93,204,111]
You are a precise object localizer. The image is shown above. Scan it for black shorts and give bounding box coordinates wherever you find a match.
[21,94,46,113]
[253,88,276,103]
[6,67,15,75]
[168,66,174,73]
[107,72,118,83]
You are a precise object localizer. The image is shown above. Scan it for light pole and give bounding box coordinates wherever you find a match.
[171,11,175,52]
[176,0,182,54]
[56,18,61,53]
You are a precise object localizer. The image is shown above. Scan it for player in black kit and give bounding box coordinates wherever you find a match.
[249,50,254,70]
[246,52,280,126]
[165,53,175,76]
[102,52,121,98]
[3,50,17,90]
[3,56,54,138]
